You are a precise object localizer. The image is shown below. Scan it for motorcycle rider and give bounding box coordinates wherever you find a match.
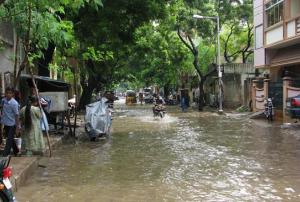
[152,94,166,116]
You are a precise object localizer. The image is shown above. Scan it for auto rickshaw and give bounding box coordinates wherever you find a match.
[125,90,137,105]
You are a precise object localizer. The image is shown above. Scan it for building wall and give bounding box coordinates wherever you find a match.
[254,0,300,67]
[223,63,256,107]
[0,22,25,94]
[254,0,265,67]
[223,73,242,108]
[0,22,16,94]
[290,0,300,18]
[204,63,255,108]
[0,45,14,73]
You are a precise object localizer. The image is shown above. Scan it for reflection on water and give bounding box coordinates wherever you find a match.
[16,103,300,202]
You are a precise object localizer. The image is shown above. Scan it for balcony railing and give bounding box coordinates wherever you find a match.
[296,18,300,34]
[286,16,300,39]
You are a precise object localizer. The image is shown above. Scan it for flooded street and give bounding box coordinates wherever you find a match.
[16,101,300,202]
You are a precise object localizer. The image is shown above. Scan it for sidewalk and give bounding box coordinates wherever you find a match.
[8,135,63,192]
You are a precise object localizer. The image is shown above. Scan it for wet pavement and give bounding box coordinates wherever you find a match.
[16,100,300,201]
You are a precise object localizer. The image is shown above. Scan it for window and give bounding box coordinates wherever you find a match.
[290,0,300,18]
[266,0,284,27]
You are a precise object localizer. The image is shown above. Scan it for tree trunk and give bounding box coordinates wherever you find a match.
[78,76,97,110]
[38,42,56,77]
[163,84,170,99]
[198,79,205,111]
[242,52,246,63]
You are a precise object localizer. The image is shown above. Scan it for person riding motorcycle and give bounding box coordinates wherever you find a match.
[152,95,166,117]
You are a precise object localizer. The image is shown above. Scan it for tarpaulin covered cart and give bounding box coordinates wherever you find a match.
[85,98,112,141]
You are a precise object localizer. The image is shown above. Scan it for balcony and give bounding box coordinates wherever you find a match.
[264,16,300,49]
[286,16,300,38]
[265,23,284,45]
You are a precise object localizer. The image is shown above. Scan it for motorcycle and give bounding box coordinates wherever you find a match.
[153,104,166,118]
[264,98,275,121]
[0,156,17,202]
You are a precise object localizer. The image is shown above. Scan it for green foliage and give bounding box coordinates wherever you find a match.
[69,0,171,91]
[176,0,253,66]
[1,0,254,105]
[219,0,253,63]
[236,105,249,112]
[82,47,113,62]
[129,15,193,88]
[0,0,102,65]
[198,40,216,72]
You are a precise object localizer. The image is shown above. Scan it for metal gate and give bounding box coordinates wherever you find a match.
[291,79,300,88]
[269,81,283,108]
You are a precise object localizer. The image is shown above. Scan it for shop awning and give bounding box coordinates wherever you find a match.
[20,74,70,92]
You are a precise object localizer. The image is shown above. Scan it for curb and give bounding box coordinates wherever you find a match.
[11,157,38,192]
[10,135,63,192]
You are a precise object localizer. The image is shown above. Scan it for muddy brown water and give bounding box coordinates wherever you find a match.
[16,100,300,201]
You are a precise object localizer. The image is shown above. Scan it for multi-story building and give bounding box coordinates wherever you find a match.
[254,0,300,120]
[254,0,300,79]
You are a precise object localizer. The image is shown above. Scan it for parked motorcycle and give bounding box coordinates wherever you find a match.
[264,98,275,121]
[0,156,17,202]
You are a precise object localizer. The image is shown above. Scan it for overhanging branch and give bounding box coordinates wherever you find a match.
[177,27,194,53]
[187,35,197,53]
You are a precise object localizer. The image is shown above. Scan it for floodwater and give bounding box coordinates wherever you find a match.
[16,100,300,202]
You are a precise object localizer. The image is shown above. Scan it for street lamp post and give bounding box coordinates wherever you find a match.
[193,14,223,113]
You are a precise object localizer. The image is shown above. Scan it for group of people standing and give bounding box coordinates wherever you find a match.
[0,87,46,157]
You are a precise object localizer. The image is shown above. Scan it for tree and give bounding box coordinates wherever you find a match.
[174,0,254,110]
[175,0,218,110]
[69,0,171,109]
[0,0,102,87]
[220,0,253,63]
[129,20,192,92]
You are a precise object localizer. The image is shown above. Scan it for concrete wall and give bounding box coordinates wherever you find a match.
[0,22,16,94]
[254,0,265,67]
[223,73,242,108]
[0,45,14,72]
[204,63,256,108]
[0,22,15,77]
[0,22,24,94]
[266,25,284,45]
[254,0,264,26]
[0,44,14,94]
[291,0,300,17]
